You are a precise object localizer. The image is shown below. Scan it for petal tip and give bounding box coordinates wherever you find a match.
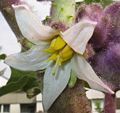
[12,4,30,11]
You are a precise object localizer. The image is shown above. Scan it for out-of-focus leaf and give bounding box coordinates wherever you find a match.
[84,0,93,4]
[0,54,6,60]
[84,0,113,7]
[0,68,41,97]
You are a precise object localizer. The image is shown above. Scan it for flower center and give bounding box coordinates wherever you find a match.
[45,36,74,65]
[44,36,74,75]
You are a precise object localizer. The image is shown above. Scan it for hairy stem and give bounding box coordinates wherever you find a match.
[104,93,116,113]
[48,81,91,113]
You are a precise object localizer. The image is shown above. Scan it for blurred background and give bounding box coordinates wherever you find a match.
[0,0,120,113]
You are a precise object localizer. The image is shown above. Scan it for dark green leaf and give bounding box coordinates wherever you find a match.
[0,68,41,98]
[0,76,28,96]
[0,54,6,60]
[84,0,113,7]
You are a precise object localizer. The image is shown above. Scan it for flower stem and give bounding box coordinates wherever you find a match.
[51,0,75,26]
[1,7,23,41]
[0,0,19,10]
[104,93,116,113]
[1,7,33,50]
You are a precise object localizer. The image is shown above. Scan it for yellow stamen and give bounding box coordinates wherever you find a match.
[48,53,58,61]
[45,36,74,71]
[44,36,66,53]
[59,45,74,62]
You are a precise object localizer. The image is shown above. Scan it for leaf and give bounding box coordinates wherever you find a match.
[0,68,41,97]
[0,76,28,96]
[7,68,36,84]
[84,0,113,7]
[84,0,93,4]
[0,54,6,60]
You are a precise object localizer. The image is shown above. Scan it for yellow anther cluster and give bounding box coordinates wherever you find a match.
[44,36,66,53]
[45,36,74,65]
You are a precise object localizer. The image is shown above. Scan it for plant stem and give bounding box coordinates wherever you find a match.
[0,0,19,10]
[51,0,75,26]
[104,93,116,113]
[48,81,91,113]
[1,7,23,41]
[1,7,33,50]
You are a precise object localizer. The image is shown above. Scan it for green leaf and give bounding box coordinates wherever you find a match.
[0,76,28,96]
[84,0,113,7]
[100,0,113,7]
[84,0,93,4]
[0,54,6,60]
[7,68,36,84]
[0,68,41,98]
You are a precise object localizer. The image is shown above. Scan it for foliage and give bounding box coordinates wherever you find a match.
[84,0,113,6]
[0,68,41,98]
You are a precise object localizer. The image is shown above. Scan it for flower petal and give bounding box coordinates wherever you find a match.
[72,55,114,94]
[43,61,71,111]
[61,19,97,54]
[5,43,51,71]
[0,68,7,79]
[13,5,59,44]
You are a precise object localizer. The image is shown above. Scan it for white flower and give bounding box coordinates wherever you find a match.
[5,5,114,111]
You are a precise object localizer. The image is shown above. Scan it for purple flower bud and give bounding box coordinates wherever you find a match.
[83,2,120,91]
[90,43,120,91]
[76,3,103,22]
[91,2,120,50]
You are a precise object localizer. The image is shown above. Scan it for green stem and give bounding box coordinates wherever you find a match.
[51,0,75,26]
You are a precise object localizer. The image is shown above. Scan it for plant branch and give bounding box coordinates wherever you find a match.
[104,93,116,113]
[0,0,19,10]
[1,6,33,50]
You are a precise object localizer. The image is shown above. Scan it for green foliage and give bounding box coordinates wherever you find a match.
[0,54,6,60]
[84,0,113,7]
[0,68,41,98]
[94,100,103,113]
